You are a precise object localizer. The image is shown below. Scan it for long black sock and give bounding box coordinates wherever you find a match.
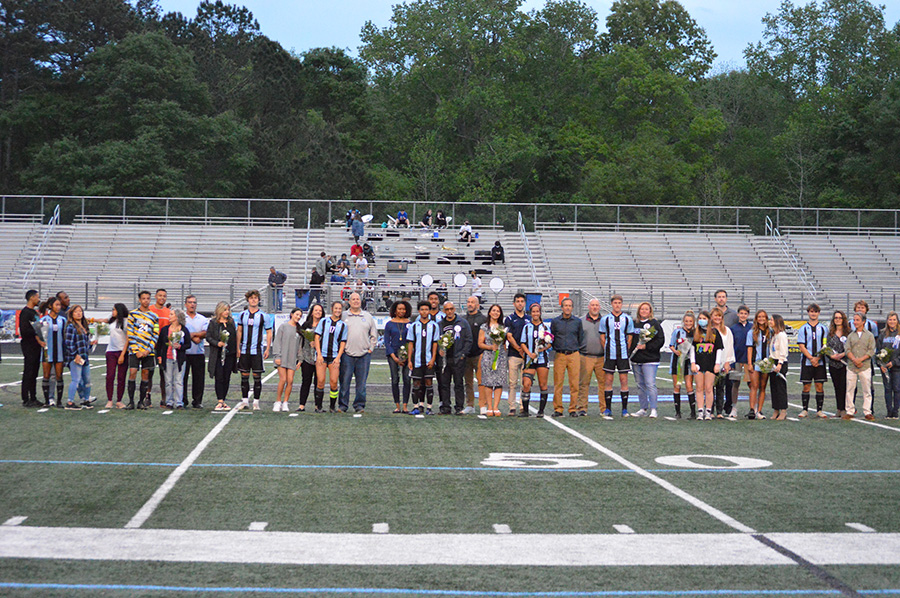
[620,391,629,412]
[314,388,324,409]
[539,392,548,414]
[241,376,250,400]
[425,385,434,406]
[522,390,530,413]
[688,392,696,418]
[56,381,64,405]
[138,381,148,408]
[604,390,613,412]
[673,392,681,415]
[801,391,810,410]
[127,380,136,404]
[42,380,50,404]
[815,392,825,411]
[145,371,153,405]
[253,375,262,401]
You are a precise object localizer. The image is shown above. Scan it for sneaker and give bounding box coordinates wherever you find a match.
[518,410,529,418]
[816,411,828,419]
[252,399,260,411]
[705,412,713,421]
[674,412,682,419]
[237,399,249,410]
[81,401,94,410]
[273,401,281,412]
[409,407,421,415]
[426,408,434,415]
[64,402,81,410]
[175,405,185,410]
[633,409,647,417]
[798,410,808,418]
[726,413,737,421]
[621,409,630,418]
[756,411,766,420]
[551,411,563,417]
[282,401,289,411]
[536,412,545,418]
[728,409,738,418]
[462,406,475,415]
[578,410,587,417]
[355,408,365,414]
[746,411,756,420]
[864,413,875,421]
[603,409,612,417]
[649,409,658,419]
[314,407,325,413]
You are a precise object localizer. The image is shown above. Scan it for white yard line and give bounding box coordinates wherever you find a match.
[845,523,876,533]
[492,524,511,534]
[1,517,26,527]
[613,524,635,534]
[372,523,390,534]
[0,364,104,388]
[248,522,268,531]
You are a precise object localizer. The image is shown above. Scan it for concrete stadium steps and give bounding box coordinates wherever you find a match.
[0,223,42,283]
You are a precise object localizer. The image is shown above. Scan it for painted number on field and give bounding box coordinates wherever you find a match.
[481,453,598,469]
[654,455,772,470]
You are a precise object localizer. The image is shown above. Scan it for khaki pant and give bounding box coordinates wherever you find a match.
[508,356,524,412]
[579,354,605,412]
[553,352,581,414]
[846,368,873,416]
[464,355,481,407]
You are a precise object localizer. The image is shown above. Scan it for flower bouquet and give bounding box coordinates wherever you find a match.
[876,347,894,367]
[754,357,787,381]
[676,336,693,374]
[219,330,230,364]
[301,328,316,344]
[630,325,658,358]
[438,330,455,352]
[168,329,184,348]
[488,326,508,371]
[527,328,553,368]
[397,345,409,364]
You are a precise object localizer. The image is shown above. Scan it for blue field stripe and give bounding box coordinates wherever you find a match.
[2,582,895,596]
[2,459,900,475]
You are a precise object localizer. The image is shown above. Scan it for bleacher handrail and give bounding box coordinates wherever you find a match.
[74,214,292,227]
[765,216,818,300]
[22,205,59,289]
[518,212,541,290]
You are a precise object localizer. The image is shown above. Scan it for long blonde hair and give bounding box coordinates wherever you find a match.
[213,301,231,323]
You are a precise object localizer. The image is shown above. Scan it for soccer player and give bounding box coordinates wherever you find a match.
[689,309,724,421]
[407,301,440,415]
[520,303,551,417]
[125,291,160,410]
[796,303,829,418]
[669,311,696,419]
[235,290,273,410]
[39,296,66,407]
[315,301,348,412]
[599,294,635,417]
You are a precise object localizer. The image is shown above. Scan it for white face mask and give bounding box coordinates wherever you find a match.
[697,319,708,328]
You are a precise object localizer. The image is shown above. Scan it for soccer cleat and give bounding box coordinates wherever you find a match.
[273,401,281,412]
[409,407,422,415]
[816,410,828,418]
[621,409,630,418]
[252,399,260,411]
[536,412,544,419]
[518,410,530,417]
[314,407,325,413]
[798,410,808,418]
[649,409,657,419]
[425,408,434,415]
[603,409,612,417]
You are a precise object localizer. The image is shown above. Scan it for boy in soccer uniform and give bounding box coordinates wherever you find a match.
[126,290,160,410]
[407,301,440,415]
[235,290,273,410]
[314,304,348,412]
[599,294,635,417]
[797,303,829,418]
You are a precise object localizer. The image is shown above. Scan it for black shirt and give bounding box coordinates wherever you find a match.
[464,311,487,357]
[20,306,40,348]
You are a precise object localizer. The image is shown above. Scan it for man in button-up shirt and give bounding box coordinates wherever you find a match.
[549,298,584,418]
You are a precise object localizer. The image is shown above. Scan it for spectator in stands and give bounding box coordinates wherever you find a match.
[797,303,828,418]
[150,289,171,407]
[470,270,483,304]
[434,210,448,229]
[458,220,474,245]
[397,209,410,228]
[579,299,605,417]
[207,302,237,411]
[297,304,323,412]
[827,311,851,418]
[351,212,365,243]
[384,300,412,413]
[309,268,326,305]
[362,243,375,264]
[235,290,273,411]
[711,307,734,418]
[631,301,664,419]
[350,243,363,259]
[183,295,208,409]
[714,290,738,328]
[268,266,288,312]
[420,209,433,228]
[877,311,900,419]
[600,295,635,417]
[478,303,508,416]
[768,314,789,420]
[125,291,159,410]
[104,303,129,409]
[64,305,96,410]
[19,290,43,408]
[746,309,770,420]
[520,302,551,417]
[345,209,357,230]
[353,255,369,279]
[315,252,328,276]
[504,293,528,416]
[727,305,752,419]
[669,311,696,419]
[340,292,377,413]
[549,298,583,418]
[854,300,879,413]
[39,296,66,407]
[437,301,472,415]
[157,310,191,410]
[337,253,350,271]
[491,241,505,264]
[272,308,303,412]
[463,295,487,414]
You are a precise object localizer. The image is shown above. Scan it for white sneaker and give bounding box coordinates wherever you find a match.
[649,409,657,419]
[480,406,488,415]
[728,409,738,418]
[462,406,475,415]
[252,399,260,411]
[634,408,647,417]
[237,398,249,410]
[282,401,289,412]
[705,411,713,420]
[273,401,281,412]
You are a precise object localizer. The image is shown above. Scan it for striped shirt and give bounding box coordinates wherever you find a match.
[406,318,440,368]
[236,309,273,355]
[126,309,159,356]
[520,321,551,367]
[315,317,348,360]
[599,313,635,360]
[747,328,770,367]
[40,314,67,362]
[797,322,828,366]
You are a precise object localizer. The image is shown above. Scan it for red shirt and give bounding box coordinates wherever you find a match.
[350,244,363,257]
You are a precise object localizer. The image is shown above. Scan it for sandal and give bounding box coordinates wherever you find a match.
[392,408,402,414]
[115,402,126,409]
[214,402,229,411]
[105,401,114,409]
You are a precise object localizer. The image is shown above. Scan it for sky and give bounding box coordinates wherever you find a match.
[154,0,900,70]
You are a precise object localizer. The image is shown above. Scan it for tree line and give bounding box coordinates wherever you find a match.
[1,0,898,212]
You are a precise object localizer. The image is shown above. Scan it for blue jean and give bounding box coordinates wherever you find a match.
[271,288,283,311]
[883,367,900,415]
[339,352,371,411]
[165,359,186,407]
[632,361,659,410]
[68,360,91,404]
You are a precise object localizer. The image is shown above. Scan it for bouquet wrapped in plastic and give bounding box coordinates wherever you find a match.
[488,326,508,371]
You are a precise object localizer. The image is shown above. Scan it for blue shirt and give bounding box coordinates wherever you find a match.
[236,309,273,355]
[797,322,828,366]
[520,321,551,367]
[41,314,67,362]
[406,318,440,368]
[504,312,528,357]
[599,313,635,360]
[315,317,348,360]
[383,320,408,359]
[730,321,752,363]
[747,328,770,369]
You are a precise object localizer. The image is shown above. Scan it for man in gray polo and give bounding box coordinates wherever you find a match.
[340,292,378,413]
[579,298,605,417]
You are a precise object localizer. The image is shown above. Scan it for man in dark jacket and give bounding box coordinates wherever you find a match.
[491,241,505,264]
[437,301,473,415]
[463,296,487,413]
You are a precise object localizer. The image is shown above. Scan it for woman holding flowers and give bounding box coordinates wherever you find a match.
[689,309,724,421]
[876,311,900,419]
[746,309,771,420]
[520,302,551,417]
[272,308,304,412]
[668,311,696,419]
[478,304,507,416]
[297,304,323,412]
[826,310,851,417]
[207,301,237,411]
[157,310,192,409]
[314,301,348,412]
[768,315,790,420]
[630,301,664,419]
[384,300,412,413]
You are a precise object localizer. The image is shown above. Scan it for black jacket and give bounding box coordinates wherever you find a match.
[630,318,665,363]
[155,325,193,368]
[438,315,472,360]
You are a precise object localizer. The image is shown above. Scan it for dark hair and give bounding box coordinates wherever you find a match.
[109,303,128,329]
[301,303,324,329]
[427,291,440,299]
[56,291,68,300]
[854,299,869,312]
[156,288,167,294]
[514,293,526,302]
[390,300,412,319]
[715,289,727,298]
[288,308,303,335]
[806,303,820,313]
[486,303,504,325]
[185,294,196,303]
[610,294,623,303]
[737,305,750,313]
[772,314,786,334]
[138,290,150,299]
[417,300,431,311]
[25,289,38,301]
[830,310,851,337]
[39,296,61,315]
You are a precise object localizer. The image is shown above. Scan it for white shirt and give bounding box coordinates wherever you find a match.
[184,312,210,355]
[460,224,473,235]
[107,320,127,353]
[472,276,483,296]
[719,326,735,364]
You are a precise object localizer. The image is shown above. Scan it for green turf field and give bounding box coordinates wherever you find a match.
[0,354,899,597]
